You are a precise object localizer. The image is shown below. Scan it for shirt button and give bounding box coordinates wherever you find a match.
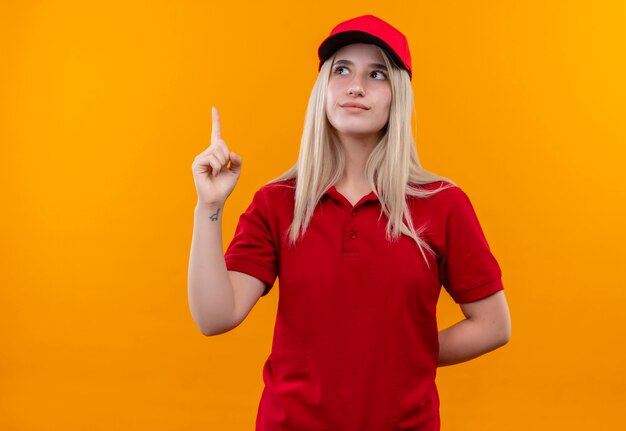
[351,210,357,217]
[350,231,357,239]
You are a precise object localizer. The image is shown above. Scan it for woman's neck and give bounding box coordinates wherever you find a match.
[335,132,381,188]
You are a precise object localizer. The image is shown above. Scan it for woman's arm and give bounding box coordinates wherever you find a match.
[437,290,511,367]
[188,106,246,336]
[188,203,237,336]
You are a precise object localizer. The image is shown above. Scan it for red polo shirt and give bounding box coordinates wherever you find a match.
[224,178,504,431]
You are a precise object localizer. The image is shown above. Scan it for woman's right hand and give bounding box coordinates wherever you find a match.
[191,107,243,207]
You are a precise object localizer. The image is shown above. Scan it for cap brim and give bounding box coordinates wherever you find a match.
[318,31,408,76]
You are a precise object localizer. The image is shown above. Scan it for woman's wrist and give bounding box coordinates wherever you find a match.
[195,201,224,218]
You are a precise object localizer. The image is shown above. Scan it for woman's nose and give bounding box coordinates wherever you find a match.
[347,83,365,96]
[346,72,366,96]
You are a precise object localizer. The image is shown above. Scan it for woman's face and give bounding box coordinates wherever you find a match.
[325,43,392,141]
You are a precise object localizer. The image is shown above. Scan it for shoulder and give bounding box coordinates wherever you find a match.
[256,178,296,201]
[408,180,466,203]
[407,180,478,223]
[249,178,296,218]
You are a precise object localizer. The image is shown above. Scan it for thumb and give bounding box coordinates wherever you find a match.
[228,151,242,174]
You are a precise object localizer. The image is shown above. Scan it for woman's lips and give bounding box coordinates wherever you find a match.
[341,106,368,112]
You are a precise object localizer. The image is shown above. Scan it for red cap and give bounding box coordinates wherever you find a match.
[317,15,412,80]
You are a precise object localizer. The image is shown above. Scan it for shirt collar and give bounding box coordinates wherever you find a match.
[322,185,380,208]
[321,184,427,205]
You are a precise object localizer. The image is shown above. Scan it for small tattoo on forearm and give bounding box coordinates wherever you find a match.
[209,207,221,221]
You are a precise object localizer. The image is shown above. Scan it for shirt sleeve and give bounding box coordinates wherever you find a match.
[439,187,504,304]
[224,188,278,297]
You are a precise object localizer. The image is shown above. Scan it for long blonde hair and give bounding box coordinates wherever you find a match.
[267,46,456,268]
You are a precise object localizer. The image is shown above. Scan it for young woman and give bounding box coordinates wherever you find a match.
[188,14,511,431]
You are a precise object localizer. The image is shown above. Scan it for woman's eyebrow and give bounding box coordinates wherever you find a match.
[334,59,388,70]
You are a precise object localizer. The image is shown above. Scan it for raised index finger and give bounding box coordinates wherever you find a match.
[211,106,222,141]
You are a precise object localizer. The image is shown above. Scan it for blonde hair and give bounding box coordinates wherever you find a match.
[267,46,456,268]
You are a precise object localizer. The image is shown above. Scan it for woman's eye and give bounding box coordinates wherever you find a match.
[333,66,386,79]
[372,70,387,80]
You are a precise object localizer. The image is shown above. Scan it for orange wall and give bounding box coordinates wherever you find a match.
[2,1,625,429]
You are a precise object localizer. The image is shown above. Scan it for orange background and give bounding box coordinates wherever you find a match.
[2,1,625,430]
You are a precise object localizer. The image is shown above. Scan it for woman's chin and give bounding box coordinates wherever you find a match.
[334,128,384,139]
